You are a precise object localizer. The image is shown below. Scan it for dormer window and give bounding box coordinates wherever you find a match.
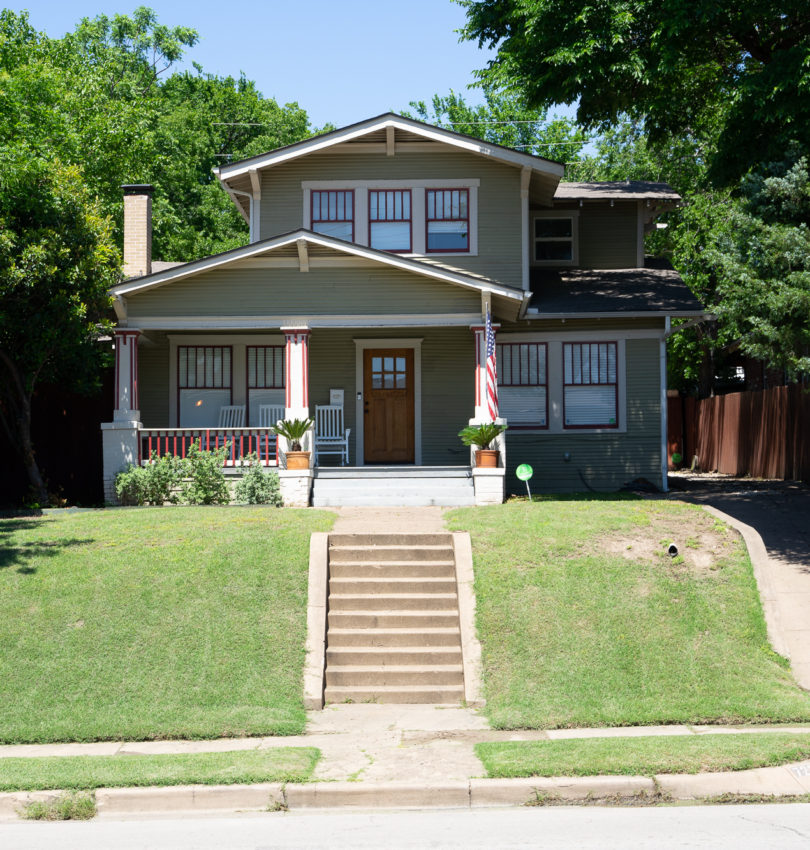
[311,190,354,241]
[533,212,578,265]
[369,190,411,252]
[426,189,469,253]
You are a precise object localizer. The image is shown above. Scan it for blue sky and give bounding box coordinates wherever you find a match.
[18,0,578,130]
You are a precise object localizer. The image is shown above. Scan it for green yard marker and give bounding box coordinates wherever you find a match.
[516,463,533,501]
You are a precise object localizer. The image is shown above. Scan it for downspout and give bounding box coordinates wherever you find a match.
[660,316,670,492]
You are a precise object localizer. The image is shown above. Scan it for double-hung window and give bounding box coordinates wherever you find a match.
[426,189,469,253]
[177,345,232,426]
[563,342,618,428]
[534,214,577,263]
[369,190,411,252]
[311,190,353,241]
[246,345,285,425]
[497,343,548,428]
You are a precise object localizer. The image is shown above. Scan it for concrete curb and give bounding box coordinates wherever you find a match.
[701,505,791,660]
[3,763,809,820]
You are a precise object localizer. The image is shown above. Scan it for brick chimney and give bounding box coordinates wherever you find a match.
[121,184,154,278]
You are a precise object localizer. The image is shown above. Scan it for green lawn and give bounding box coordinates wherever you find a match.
[0,747,320,791]
[0,507,334,743]
[476,733,810,778]
[447,498,810,729]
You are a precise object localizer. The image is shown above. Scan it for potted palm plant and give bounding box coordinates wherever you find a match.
[458,422,507,468]
[273,418,314,470]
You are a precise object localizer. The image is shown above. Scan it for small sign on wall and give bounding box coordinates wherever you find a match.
[330,389,344,407]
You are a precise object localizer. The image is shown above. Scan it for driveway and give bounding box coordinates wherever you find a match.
[668,473,810,690]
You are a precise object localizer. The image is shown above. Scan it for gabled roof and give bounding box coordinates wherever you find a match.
[216,112,564,179]
[111,229,526,305]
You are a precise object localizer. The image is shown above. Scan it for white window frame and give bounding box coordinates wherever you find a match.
[496,341,549,429]
[303,179,478,256]
[496,332,630,434]
[532,210,579,266]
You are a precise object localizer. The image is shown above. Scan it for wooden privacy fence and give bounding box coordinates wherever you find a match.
[668,385,810,482]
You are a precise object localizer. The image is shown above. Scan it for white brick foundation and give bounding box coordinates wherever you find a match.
[101,420,141,504]
[279,469,314,507]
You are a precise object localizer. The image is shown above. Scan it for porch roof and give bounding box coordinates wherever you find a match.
[111,229,528,324]
[527,262,707,318]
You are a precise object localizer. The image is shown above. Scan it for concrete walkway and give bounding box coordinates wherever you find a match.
[670,474,810,690]
[328,506,449,534]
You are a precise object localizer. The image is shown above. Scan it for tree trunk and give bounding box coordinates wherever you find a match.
[0,353,49,505]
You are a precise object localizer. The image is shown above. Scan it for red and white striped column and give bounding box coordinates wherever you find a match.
[283,328,310,419]
[471,323,499,422]
[113,329,141,421]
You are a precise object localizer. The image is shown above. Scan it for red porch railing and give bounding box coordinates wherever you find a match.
[139,428,278,467]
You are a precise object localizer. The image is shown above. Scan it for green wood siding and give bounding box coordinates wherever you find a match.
[505,338,662,491]
[534,202,639,269]
[125,266,480,320]
[259,151,522,288]
[137,334,169,428]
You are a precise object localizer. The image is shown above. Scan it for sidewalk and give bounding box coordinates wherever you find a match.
[2,707,810,818]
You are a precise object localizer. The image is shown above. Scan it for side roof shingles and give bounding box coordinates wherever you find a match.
[529,261,705,317]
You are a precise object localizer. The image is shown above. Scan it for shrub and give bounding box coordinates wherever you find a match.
[234,454,282,505]
[114,453,184,506]
[181,440,230,505]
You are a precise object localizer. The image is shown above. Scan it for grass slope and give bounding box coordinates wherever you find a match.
[476,733,810,778]
[0,507,333,743]
[0,747,320,791]
[447,498,810,729]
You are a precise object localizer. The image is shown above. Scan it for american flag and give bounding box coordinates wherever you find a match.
[485,308,499,421]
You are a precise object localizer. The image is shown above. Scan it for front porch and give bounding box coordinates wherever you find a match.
[101,325,507,507]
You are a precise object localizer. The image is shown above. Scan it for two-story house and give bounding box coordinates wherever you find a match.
[101,113,705,506]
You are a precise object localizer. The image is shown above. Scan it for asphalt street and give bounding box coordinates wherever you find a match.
[2,803,810,849]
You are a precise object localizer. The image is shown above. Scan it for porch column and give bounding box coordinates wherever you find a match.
[470,322,499,422]
[102,328,142,503]
[113,329,141,420]
[283,327,310,419]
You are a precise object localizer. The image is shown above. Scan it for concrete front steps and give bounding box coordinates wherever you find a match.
[324,533,465,705]
[312,467,475,507]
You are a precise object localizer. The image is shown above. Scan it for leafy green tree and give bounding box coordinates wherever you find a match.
[459,0,810,183]
[404,89,587,162]
[0,158,119,503]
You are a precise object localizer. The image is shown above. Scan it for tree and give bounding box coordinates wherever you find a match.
[0,158,119,504]
[404,88,587,161]
[459,0,810,183]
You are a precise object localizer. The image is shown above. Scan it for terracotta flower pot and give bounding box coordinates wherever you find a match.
[475,449,500,468]
[286,451,311,470]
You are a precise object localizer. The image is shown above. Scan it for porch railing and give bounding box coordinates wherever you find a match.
[139,428,278,467]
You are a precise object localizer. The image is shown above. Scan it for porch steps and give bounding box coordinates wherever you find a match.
[323,533,465,705]
[312,466,475,507]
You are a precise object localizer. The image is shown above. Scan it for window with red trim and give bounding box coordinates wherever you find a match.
[177,346,232,426]
[311,190,353,241]
[426,189,469,253]
[247,346,285,389]
[369,190,411,252]
[563,342,618,428]
[497,342,548,428]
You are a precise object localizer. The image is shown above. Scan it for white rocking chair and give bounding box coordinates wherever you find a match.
[257,404,285,460]
[217,405,246,428]
[314,404,351,465]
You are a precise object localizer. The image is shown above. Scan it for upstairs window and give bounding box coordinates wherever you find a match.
[563,342,618,428]
[369,190,412,252]
[311,190,354,241]
[534,214,577,264]
[426,189,469,253]
[497,342,548,428]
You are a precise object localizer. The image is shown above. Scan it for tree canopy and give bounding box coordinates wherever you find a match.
[459,0,810,183]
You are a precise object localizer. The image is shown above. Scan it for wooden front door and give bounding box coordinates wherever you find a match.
[363,349,414,464]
